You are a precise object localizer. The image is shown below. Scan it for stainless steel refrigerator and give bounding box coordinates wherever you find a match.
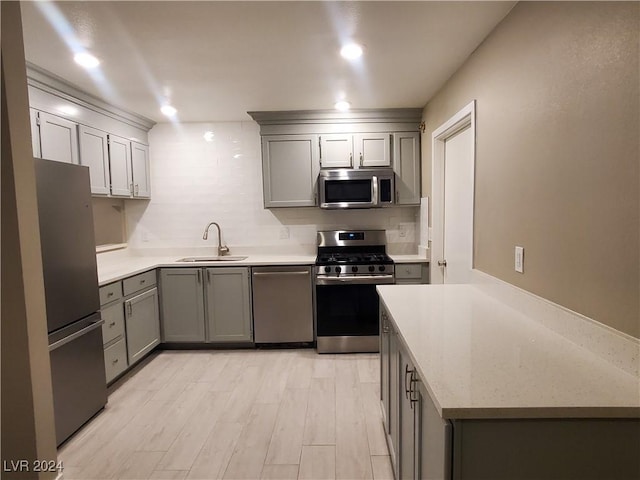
[34,158,107,446]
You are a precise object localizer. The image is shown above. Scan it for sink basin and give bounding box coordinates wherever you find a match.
[176,256,248,262]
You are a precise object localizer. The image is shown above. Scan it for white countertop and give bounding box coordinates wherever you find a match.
[96,249,427,285]
[97,253,316,285]
[377,284,640,420]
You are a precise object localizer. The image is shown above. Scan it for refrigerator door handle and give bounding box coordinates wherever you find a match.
[49,319,104,352]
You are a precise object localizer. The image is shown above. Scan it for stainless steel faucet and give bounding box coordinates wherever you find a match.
[202,222,230,256]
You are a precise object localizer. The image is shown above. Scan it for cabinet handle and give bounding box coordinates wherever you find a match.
[349,152,353,167]
[396,191,399,203]
[404,364,411,400]
[127,302,132,316]
[130,183,134,195]
[135,184,139,195]
[197,269,202,284]
[140,279,146,284]
[207,270,211,283]
[109,322,116,327]
[107,292,114,297]
[112,358,119,365]
[409,371,419,409]
[359,153,363,167]
[319,136,322,160]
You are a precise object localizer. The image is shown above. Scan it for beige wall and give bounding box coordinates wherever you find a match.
[92,197,126,246]
[1,2,58,478]
[422,2,640,338]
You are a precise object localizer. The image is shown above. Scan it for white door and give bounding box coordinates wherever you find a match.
[131,142,150,198]
[319,134,353,168]
[108,134,132,197]
[431,101,476,284]
[442,126,474,283]
[79,125,110,195]
[38,111,79,164]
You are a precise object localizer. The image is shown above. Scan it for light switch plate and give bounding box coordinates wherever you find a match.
[515,246,524,273]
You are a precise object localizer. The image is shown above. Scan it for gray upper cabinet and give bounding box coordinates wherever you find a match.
[319,134,353,168]
[34,110,79,164]
[79,125,110,195]
[206,267,252,343]
[108,134,133,197]
[125,286,160,366]
[159,268,206,342]
[393,132,421,205]
[262,135,319,207]
[131,142,151,198]
[355,133,391,167]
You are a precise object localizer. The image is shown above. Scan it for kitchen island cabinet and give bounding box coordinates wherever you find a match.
[159,267,253,344]
[379,284,640,480]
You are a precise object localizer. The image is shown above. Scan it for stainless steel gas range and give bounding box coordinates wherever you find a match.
[315,230,395,353]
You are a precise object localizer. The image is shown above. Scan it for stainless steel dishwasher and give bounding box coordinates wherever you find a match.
[251,266,314,344]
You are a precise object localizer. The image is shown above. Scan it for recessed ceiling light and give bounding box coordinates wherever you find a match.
[340,43,363,60]
[335,101,351,111]
[161,105,177,117]
[203,131,215,142]
[74,52,100,69]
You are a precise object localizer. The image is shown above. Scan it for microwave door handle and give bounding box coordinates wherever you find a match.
[372,176,379,207]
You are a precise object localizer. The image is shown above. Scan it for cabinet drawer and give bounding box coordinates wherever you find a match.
[101,302,125,345]
[103,338,128,383]
[395,263,423,279]
[99,282,122,305]
[123,270,157,296]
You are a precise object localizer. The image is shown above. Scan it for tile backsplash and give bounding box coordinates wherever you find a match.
[125,122,418,253]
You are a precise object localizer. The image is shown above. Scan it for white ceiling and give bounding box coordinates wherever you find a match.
[20,1,515,123]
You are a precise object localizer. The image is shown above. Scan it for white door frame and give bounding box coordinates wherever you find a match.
[430,100,476,284]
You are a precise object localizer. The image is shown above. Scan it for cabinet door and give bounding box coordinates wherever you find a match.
[108,134,132,197]
[380,309,391,432]
[355,133,391,167]
[79,125,110,195]
[101,301,125,345]
[393,132,421,205]
[389,323,400,477]
[206,267,252,343]
[125,287,160,365]
[30,108,41,157]
[38,111,79,164]
[417,381,452,480]
[159,268,206,342]
[131,142,151,198]
[262,135,319,207]
[399,348,418,480]
[319,134,353,168]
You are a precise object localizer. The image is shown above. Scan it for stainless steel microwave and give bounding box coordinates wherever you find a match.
[318,168,395,209]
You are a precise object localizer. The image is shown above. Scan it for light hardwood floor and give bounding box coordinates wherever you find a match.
[59,349,394,480]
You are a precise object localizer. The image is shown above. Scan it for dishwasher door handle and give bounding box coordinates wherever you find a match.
[252,271,310,277]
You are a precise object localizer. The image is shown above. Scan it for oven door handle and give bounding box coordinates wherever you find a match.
[316,275,394,285]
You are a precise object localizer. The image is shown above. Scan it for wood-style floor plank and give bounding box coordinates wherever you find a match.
[56,349,389,480]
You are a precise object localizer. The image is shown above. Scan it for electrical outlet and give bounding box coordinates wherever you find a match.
[279,227,290,240]
[398,224,407,238]
[515,246,524,273]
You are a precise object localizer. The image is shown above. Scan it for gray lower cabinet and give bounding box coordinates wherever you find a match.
[381,303,640,480]
[99,282,128,383]
[159,268,206,342]
[206,268,252,342]
[125,286,160,365]
[159,267,253,343]
[395,263,429,285]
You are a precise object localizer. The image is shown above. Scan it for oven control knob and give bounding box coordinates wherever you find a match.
[351,266,358,273]
[324,266,331,273]
[368,265,375,272]
[379,265,386,272]
[335,267,342,274]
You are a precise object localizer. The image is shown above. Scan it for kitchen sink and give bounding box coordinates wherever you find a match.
[176,256,248,262]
